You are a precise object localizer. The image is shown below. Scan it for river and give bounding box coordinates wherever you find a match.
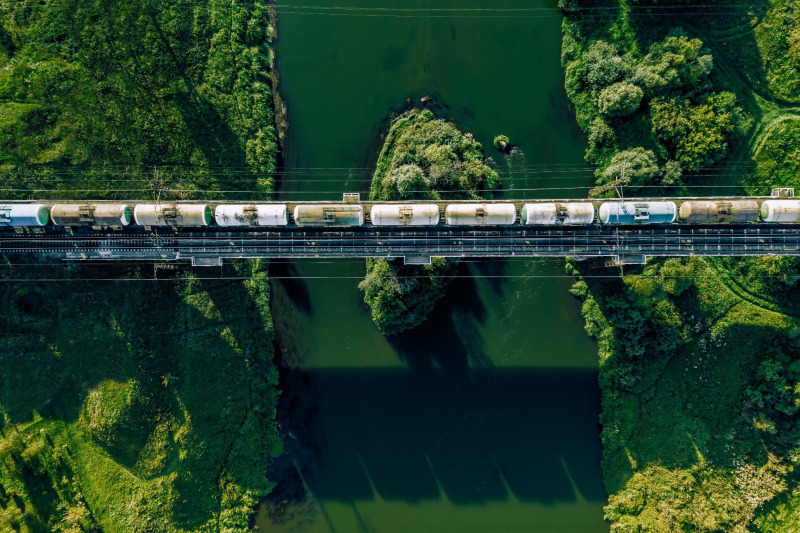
[256,1,608,531]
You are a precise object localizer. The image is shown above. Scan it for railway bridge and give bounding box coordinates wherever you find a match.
[3,191,800,266]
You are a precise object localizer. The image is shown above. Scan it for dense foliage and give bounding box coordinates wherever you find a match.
[0,0,279,200]
[359,110,499,335]
[0,0,282,531]
[562,0,800,530]
[569,256,800,532]
[562,13,748,191]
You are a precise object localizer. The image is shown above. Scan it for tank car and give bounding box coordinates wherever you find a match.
[444,204,516,226]
[599,201,677,224]
[215,204,288,227]
[521,202,595,225]
[51,204,133,226]
[679,200,759,224]
[293,205,364,227]
[370,204,439,226]
[759,200,800,223]
[0,204,50,227]
[133,204,212,226]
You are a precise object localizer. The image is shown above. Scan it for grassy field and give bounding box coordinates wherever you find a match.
[0,261,282,533]
[0,0,282,531]
[359,110,499,335]
[562,0,800,530]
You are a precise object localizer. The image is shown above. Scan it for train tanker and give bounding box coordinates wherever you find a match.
[1,199,799,228]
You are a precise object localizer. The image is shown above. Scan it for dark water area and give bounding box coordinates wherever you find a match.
[258,0,608,531]
[258,367,605,532]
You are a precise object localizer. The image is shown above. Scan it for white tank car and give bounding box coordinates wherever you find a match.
[133,204,212,226]
[51,204,133,226]
[599,201,677,224]
[370,204,439,226]
[293,205,364,227]
[445,204,516,226]
[759,200,800,223]
[0,204,50,226]
[215,204,288,227]
[521,202,595,225]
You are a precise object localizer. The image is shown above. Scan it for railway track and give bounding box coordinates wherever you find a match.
[3,226,800,265]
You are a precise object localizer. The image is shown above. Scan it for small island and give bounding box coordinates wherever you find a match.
[359,110,499,335]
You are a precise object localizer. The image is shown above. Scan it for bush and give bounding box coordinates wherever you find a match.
[598,82,643,117]
[493,134,510,150]
[599,147,660,186]
[633,34,713,96]
[651,92,743,170]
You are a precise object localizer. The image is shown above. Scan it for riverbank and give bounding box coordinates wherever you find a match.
[562,0,800,529]
[0,0,282,531]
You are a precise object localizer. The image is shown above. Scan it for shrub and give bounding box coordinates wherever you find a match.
[633,34,713,95]
[600,147,660,186]
[598,82,644,117]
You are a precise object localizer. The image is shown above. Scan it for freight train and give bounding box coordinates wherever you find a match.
[0,199,798,228]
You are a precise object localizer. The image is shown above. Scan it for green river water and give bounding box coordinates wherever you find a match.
[256,1,608,531]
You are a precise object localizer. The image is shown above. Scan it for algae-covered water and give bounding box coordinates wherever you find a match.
[257,0,608,531]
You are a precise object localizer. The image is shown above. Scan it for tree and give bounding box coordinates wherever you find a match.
[600,147,660,186]
[598,82,644,117]
[650,92,742,170]
[582,41,636,91]
[634,34,713,95]
[381,164,429,200]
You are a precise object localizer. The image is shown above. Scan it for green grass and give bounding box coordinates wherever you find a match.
[0,0,279,201]
[0,261,281,533]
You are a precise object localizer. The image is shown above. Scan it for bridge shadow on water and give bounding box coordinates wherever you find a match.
[274,367,606,506]
[267,257,605,509]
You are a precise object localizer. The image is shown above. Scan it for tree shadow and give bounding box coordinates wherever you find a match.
[172,91,249,170]
[469,258,509,297]
[388,264,490,374]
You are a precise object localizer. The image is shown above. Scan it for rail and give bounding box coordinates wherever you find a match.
[3,225,800,265]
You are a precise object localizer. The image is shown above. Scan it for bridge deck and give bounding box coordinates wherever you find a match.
[3,225,800,265]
